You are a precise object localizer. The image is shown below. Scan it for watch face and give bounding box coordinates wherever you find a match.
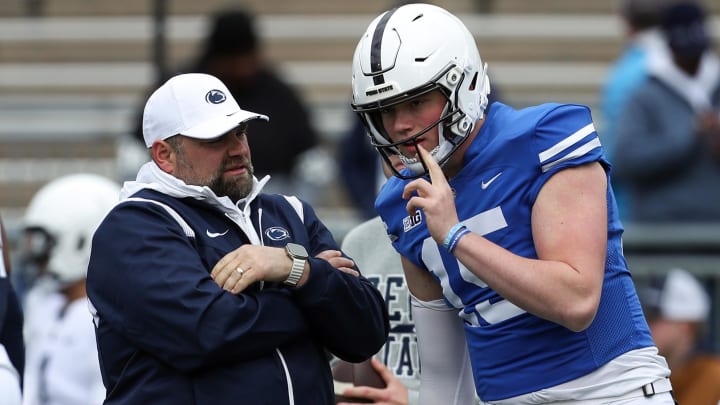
[286,243,308,258]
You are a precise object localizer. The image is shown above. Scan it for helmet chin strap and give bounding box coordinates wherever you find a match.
[398,144,441,174]
[400,103,456,175]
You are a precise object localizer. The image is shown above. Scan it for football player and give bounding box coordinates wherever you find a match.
[20,174,119,405]
[351,3,674,404]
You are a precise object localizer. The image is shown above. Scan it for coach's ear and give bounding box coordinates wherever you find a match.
[151,138,178,174]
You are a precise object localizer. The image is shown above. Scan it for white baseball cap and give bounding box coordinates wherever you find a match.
[642,268,710,322]
[142,73,269,147]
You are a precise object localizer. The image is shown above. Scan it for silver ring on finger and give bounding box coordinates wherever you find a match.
[235,267,245,277]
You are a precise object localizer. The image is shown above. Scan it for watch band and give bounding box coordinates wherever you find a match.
[284,256,305,286]
[284,243,308,287]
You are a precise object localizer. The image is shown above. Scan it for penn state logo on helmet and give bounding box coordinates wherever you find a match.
[205,89,226,104]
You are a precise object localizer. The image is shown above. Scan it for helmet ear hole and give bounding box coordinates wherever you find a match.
[468,71,478,91]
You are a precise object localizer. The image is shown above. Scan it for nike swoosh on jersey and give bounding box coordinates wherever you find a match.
[481,172,503,189]
[206,229,229,238]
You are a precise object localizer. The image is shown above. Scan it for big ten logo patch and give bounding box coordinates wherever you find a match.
[366,274,419,379]
[402,210,423,233]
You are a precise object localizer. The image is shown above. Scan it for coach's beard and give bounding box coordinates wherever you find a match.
[207,161,254,202]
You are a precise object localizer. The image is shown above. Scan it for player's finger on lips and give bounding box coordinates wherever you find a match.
[418,144,445,184]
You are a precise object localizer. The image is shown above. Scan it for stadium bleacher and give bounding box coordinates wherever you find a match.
[1,0,719,233]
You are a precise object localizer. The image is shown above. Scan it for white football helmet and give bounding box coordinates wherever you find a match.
[23,173,120,285]
[351,3,490,178]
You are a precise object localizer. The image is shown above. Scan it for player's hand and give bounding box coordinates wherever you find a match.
[337,358,409,405]
[315,249,358,277]
[210,245,295,294]
[402,144,459,244]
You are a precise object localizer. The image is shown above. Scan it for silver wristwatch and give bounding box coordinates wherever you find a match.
[284,243,308,286]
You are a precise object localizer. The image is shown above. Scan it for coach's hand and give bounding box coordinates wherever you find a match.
[211,247,359,294]
[315,249,359,277]
[211,245,299,294]
[402,145,459,245]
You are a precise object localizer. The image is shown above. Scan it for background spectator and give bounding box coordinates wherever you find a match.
[599,0,670,220]
[639,268,720,405]
[612,1,720,222]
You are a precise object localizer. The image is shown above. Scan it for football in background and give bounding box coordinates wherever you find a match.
[332,358,387,403]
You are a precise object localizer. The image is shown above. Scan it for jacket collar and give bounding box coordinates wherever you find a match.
[120,161,270,217]
[648,48,720,112]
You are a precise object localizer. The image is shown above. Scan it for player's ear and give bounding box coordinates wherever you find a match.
[151,138,178,174]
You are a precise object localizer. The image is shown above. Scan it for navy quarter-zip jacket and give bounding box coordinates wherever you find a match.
[87,166,388,405]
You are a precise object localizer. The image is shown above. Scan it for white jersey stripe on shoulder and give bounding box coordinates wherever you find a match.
[123,197,195,238]
[538,123,595,164]
[541,137,601,173]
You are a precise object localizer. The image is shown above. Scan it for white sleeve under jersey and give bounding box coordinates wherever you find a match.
[411,295,477,405]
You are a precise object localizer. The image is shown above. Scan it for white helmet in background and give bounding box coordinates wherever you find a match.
[351,3,490,178]
[23,173,120,285]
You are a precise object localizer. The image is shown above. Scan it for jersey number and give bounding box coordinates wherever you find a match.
[420,207,526,326]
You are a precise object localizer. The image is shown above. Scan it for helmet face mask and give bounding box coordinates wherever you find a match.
[364,89,459,179]
[20,226,56,264]
[351,3,490,178]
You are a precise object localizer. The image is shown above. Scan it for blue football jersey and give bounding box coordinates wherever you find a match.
[375,102,654,401]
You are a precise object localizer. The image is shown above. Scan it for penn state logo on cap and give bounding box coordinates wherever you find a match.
[205,89,227,104]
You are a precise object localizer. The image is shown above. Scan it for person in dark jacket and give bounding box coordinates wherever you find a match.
[87,72,389,405]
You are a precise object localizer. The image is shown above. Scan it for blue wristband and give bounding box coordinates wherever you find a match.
[447,227,470,253]
[443,223,465,249]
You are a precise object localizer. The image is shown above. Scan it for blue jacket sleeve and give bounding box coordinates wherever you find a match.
[289,201,389,362]
[87,203,310,372]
